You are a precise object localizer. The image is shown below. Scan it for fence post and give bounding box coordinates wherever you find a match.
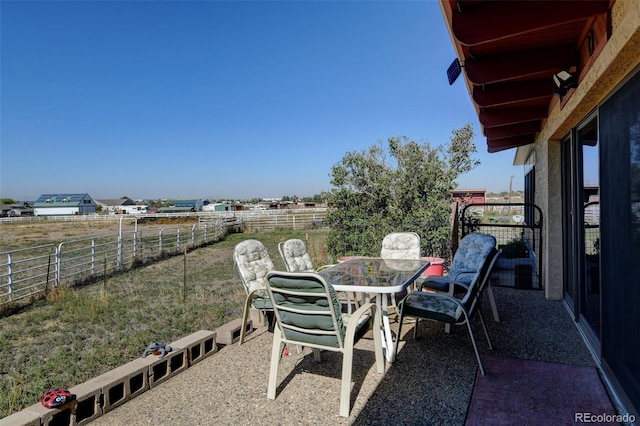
[159,228,164,255]
[133,228,138,261]
[183,247,187,304]
[117,217,124,269]
[45,254,51,295]
[177,228,181,253]
[6,252,13,301]
[56,243,63,287]
[91,239,96,276]
[191,224,196,248]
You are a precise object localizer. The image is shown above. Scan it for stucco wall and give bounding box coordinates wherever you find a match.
[531,0,640,300]
[532,138,564,300]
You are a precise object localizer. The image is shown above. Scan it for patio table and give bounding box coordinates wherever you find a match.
[319,257,429,363]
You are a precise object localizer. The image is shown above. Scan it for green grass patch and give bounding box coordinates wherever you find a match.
[0,229,329,418]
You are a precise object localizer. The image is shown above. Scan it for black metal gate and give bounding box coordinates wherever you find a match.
[460,202,543,289]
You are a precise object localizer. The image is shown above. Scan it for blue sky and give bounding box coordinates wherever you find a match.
[1,1,524,201]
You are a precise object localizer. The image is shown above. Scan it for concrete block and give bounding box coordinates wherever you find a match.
[216,318,253,345]
[68,380,102,425]
[0,409,42,426]
[170,330,217,366]
[23,401,74,426]
[82,357,151,415]
[148,346,188,388]
[250,308,268,327]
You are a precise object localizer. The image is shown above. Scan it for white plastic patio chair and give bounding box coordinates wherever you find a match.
[233,239,275,344]
[380,231,422,305]
[278,238,334,273]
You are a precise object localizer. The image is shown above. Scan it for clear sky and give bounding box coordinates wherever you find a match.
[1,0,525,201]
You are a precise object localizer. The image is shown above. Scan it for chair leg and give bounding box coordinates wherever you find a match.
[444,285,455,334]
[486,284,500,322]
[395,307,406,360]
[267,327,284,400]
[372,306,385,374]
[477,307,493,350]
[339,345,353,417]
[345,292,354,314]
[239,295,253,345]
[464,316,486,376]
[312,348,322,362]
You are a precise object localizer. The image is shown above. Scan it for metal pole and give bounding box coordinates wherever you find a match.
[103,253,107,293]
[183,247,187,304]
[509,175,514,216]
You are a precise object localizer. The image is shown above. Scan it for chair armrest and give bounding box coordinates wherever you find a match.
[450,269,475,281]
[418,277,469,294]
[316,264,336,272]
[344,302,380,345]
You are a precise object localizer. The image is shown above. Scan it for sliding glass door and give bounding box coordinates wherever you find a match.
[562,112,601,345]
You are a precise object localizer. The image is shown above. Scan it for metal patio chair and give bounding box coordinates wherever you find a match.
[395,245,500,375]
[266,270,384,417]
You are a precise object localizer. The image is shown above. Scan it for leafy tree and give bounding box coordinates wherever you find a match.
[325,124,478,258]
[1,198,17,205]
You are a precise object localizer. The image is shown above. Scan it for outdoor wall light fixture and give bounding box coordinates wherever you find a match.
[553,70,577,101]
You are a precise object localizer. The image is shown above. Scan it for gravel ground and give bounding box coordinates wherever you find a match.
[91,287,596,425]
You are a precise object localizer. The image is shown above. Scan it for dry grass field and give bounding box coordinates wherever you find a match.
[0,219,331,418]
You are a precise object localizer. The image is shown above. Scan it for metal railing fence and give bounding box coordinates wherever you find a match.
[1,209,328,306]
[1,219,231,305]
[460,203,543,289]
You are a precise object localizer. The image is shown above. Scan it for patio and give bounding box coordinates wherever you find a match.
[91,286,606,425]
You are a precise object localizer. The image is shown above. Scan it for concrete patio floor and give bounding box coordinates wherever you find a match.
[91,286,601,425]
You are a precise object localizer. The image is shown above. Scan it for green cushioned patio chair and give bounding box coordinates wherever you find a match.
[266,271,384,418]
[233,239,275,345]
[394,246,500,375]
[279,238,360,314]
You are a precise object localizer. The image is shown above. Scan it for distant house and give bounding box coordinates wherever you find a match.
[0,203,33,217]
[33,193,96,216]
[157,199,206,213]
[452,189,486,205]
[202,203,243,212]
[95,199,148,214]
[5,205,34,217]
[96,198,134,213]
